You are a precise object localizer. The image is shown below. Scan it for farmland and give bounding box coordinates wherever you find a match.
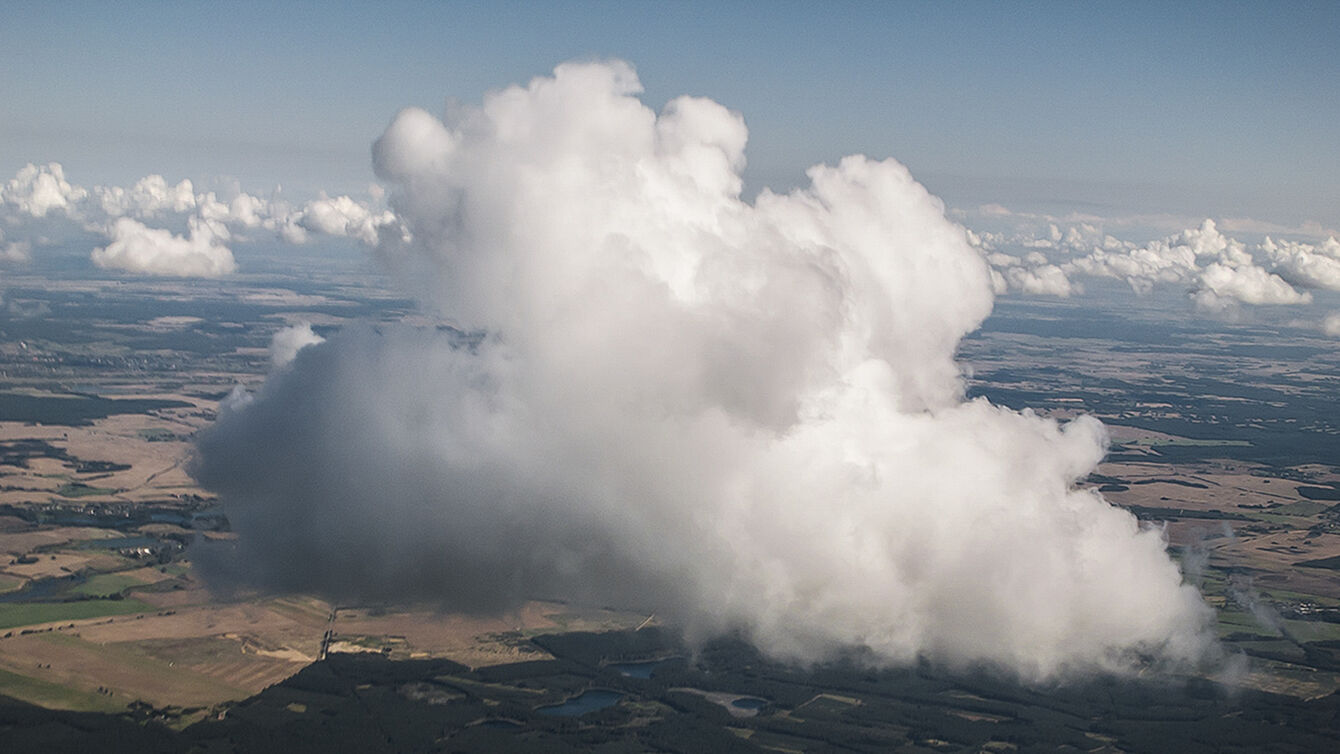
[0,266,1337,750]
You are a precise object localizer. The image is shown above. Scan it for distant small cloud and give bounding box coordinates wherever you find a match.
[1192,261,1311,312]
[0,241,31,263]
[0,162,403,277]
[1323,312,1340,337]
[975,244,1075,297]
[0,228,30,263]
[269,322,326,369]
[297,194,397,245]
[2,163,87,218]
[91,216,236,277]
[1051,219,1310,310]
[93,174,197,217]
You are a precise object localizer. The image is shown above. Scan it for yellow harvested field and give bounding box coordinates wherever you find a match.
[0,526,121,556]
[130,585,215,609]
[0,412,209,506]
[2,551,101,579]
[121,565,182,585]
[0,631,274,708]
[70,599,327,656]
[1089,458,1340,604]
[0,595,333,709]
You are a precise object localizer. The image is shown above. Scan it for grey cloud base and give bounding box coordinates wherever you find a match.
[191,61,1215,681]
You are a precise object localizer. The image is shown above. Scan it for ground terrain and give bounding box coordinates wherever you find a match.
[0,266,1337,750]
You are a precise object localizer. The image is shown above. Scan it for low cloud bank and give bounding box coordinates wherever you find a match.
[971,214,1339,323]
[193,61,1214,681]
[0,163,400,277]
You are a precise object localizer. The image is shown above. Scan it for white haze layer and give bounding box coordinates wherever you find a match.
[194,61,1213,681]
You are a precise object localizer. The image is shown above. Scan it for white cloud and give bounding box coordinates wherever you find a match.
[0,240,31,263]
[1192,261,1311,312]
[195,61,1213,681]
[297,194,395,245]
[979,249,1075,297]
[1001,263,1076,297]
[2,162,87,217]
[93,174,197,217]
[269,322,326,369]
[1323,312,1340,337]
[1062,219,1310,309]
[1067,241,1196,295]
[0,162,403,275]
[91,216,236,277]
[0,228,28,263]
[1263,236,1340,291]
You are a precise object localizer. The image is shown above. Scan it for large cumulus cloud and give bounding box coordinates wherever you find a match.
[193,61,1213,680]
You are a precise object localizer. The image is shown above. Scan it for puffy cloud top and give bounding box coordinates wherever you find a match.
[2,162,87,217]
[1064,219,1309,310]
[1264,236,1340,292]
[196,61,1214,681]
[298,195,395,246]
[94,174,197,217]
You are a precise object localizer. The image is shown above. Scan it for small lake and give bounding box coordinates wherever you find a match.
[731,697,767,712]
[537,689,624,717]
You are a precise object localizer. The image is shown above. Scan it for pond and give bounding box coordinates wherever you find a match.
[537,689,624,717]
[731,697,767,712]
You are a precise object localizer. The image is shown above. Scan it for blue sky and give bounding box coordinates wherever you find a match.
[3,1,1336,226]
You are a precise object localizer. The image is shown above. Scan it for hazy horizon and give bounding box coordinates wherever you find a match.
[2,2,1337,228]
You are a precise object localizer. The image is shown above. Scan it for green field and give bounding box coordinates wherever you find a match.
[67,572,148,598]
[1216,608,1280,639]
[55,482,118,498]
[0,666,125,713]
[0,392,191,427]
[1282,619,1340,643]
[0,573,23,594]
[1273,500,1332,517]
[0,598,154,630]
